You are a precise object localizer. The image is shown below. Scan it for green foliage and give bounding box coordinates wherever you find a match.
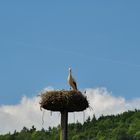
[0,110,140,140]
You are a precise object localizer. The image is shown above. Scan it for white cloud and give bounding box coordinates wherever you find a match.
[85,88,140,117]
[0,87,140,134]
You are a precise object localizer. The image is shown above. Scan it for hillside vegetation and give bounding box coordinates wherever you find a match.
[0,110,140,140]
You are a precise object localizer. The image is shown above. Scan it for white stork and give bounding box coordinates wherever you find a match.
[68,68,77,90]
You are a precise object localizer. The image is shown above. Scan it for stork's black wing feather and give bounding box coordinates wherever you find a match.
[73,80,77,90]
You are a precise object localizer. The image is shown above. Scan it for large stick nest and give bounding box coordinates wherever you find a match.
[40,90,89,112]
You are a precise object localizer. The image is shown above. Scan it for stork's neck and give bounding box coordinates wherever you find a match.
[70,70,72,74]
[69,70,72,77]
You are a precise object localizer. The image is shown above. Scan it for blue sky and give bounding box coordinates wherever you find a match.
[0,1,140,104]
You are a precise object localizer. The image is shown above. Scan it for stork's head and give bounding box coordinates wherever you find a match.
[69,67,72,73]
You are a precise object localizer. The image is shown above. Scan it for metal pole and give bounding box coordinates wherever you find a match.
[60,111,68,140]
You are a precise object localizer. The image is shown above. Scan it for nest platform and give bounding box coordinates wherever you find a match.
[40,90,89,112]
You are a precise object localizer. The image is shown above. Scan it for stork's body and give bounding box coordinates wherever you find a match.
[68,68,77,90]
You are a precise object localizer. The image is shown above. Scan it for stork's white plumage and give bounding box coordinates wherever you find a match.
[68,68,77,90]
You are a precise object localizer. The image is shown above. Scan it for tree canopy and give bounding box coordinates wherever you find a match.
[0,110,140,140]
